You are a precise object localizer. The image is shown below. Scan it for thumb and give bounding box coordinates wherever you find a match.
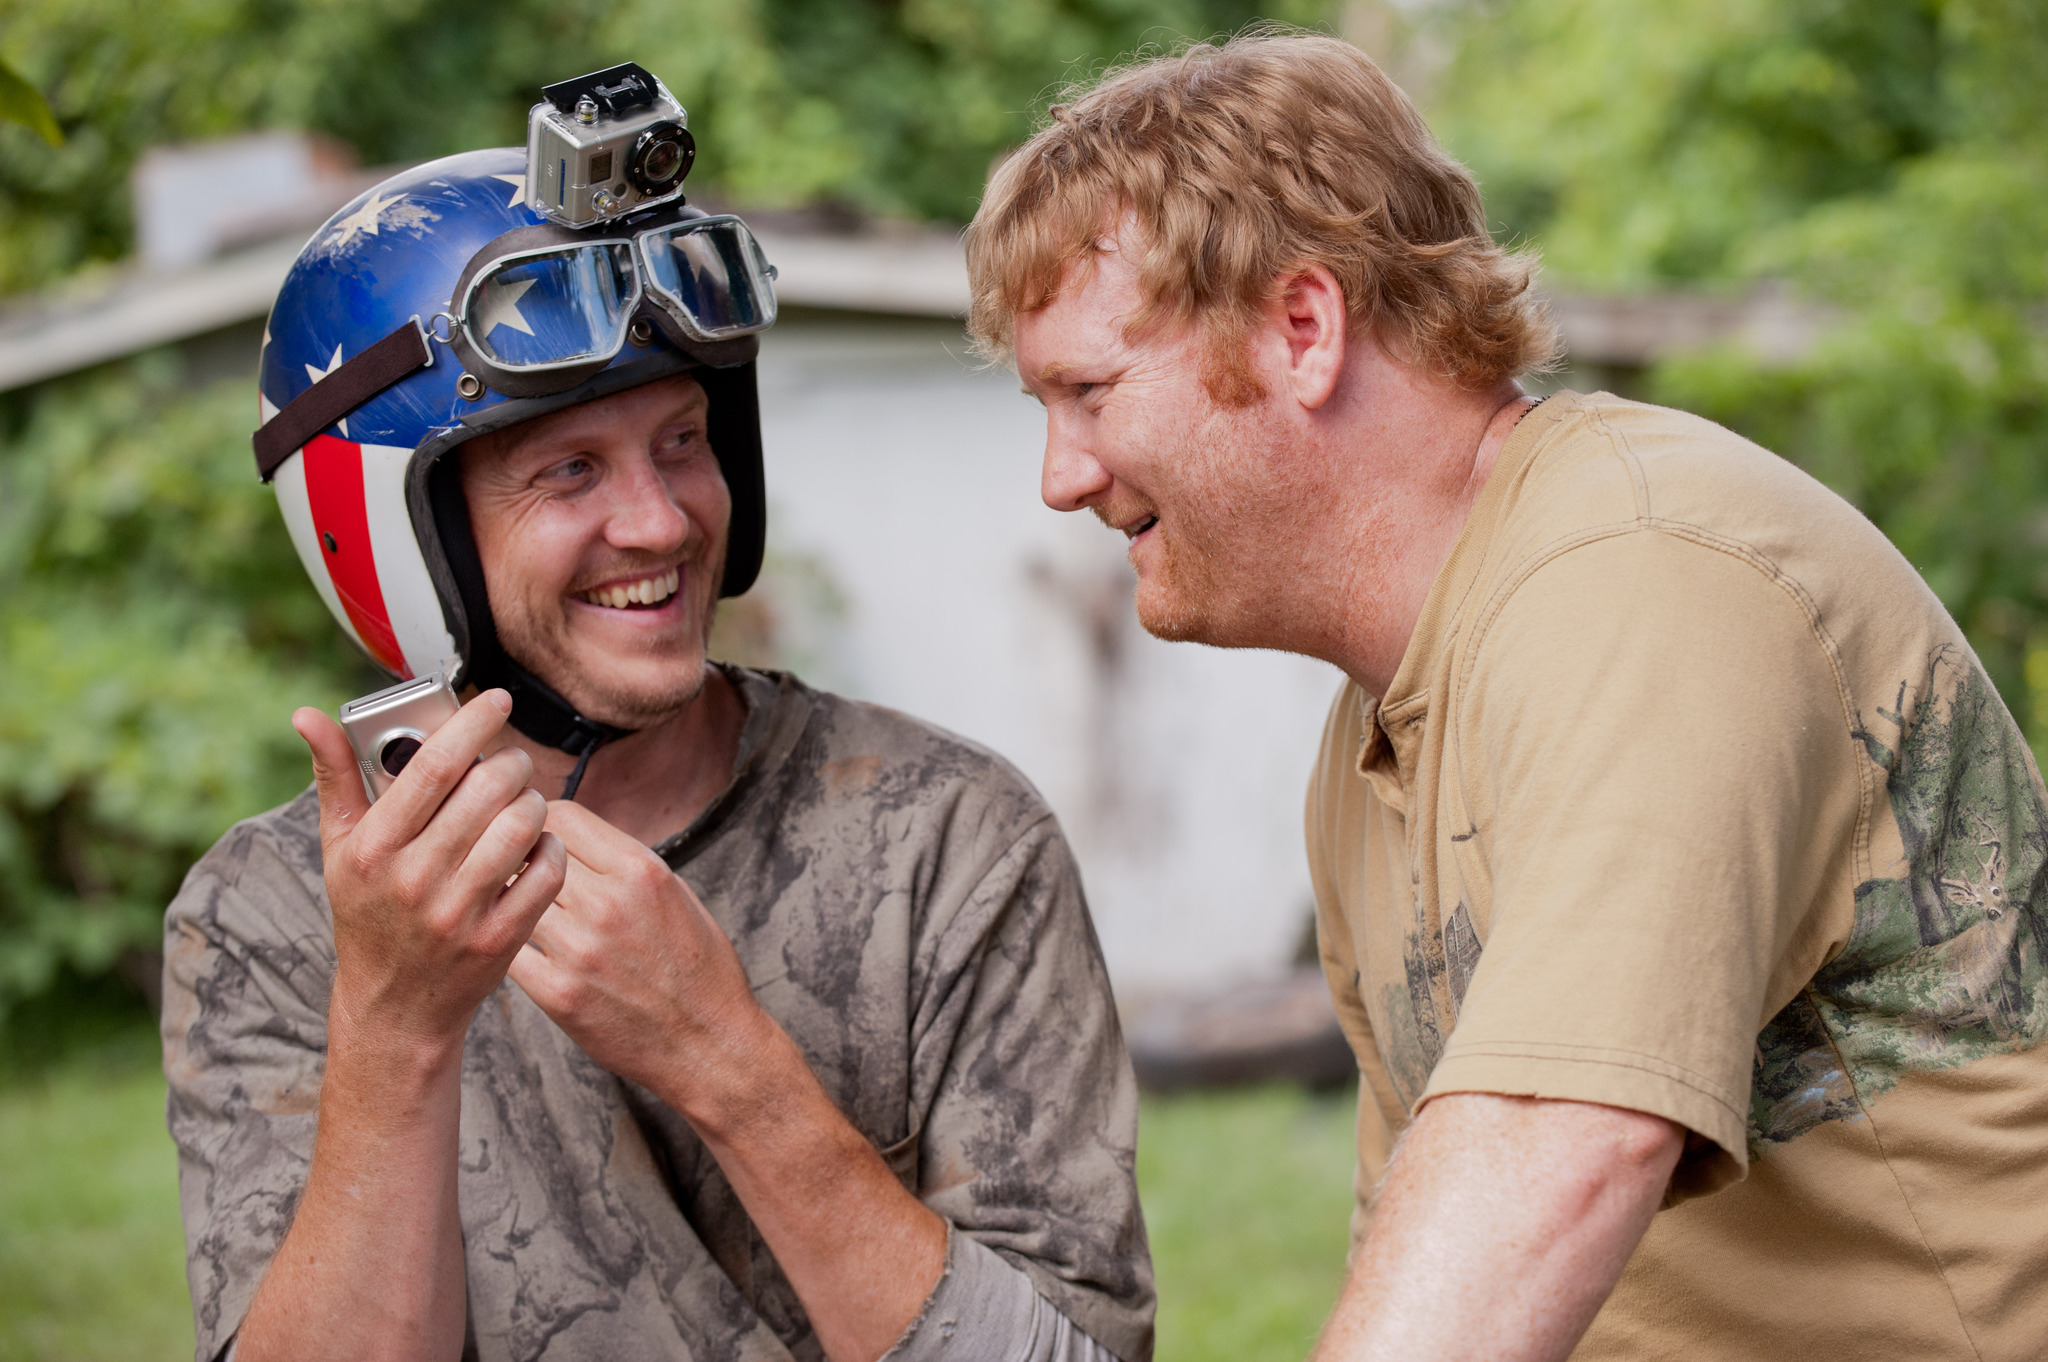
[292,706,372,845]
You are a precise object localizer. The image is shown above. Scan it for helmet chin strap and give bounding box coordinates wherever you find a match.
[422,448,630,799]
[421,456,622,798]
[471,649,630,803]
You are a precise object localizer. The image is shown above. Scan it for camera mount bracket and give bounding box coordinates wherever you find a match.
[542,63,660,120]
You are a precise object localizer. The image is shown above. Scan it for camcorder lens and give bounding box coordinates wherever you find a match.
[627,122,694,194]
[380,735,423,777]
[641,139,683,185]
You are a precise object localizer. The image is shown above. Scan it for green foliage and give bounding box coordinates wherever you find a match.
[0,0,1338,1019]
[1433,0,1952,287]
[1433,0,2048,741]
[0,354,376,1019]
[0,54,61,147]
[0,0,1329,295]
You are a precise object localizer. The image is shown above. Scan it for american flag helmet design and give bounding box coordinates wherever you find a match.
[257,146,767,699]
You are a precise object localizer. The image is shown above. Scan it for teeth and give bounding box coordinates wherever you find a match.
[582,568,681,608]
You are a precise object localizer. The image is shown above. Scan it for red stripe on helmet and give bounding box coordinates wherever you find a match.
[301,434,408,675]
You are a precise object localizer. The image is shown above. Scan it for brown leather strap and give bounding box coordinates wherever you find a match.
[252,319,434,481]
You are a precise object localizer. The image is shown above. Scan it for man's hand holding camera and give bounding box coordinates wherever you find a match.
[296,688,565,1054]
[235,690,566,1362]
[259,684,944,1362]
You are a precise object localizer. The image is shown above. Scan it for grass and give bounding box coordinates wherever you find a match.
[0,1001,1356,1362]
[1139,1086,1356,1362]
[0,1011,192,1362]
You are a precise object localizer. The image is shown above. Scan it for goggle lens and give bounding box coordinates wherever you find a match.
[640,219,777,340]
[467,243,638,369]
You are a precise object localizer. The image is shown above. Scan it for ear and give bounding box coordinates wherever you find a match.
[1273,263,1347,411]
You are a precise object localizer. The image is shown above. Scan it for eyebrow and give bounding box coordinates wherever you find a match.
[1024,359,1110,399]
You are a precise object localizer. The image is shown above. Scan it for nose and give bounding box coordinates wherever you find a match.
[603,452,693,555]
[1040,410,1113,513]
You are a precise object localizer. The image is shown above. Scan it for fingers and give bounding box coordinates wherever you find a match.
[362,689,514,850]
[490,830,566,950]
[522,900,597,964]
[506,939,567,1013]
[451,785,550,907]
[412,745,541,872]
[294,707,371,845]
[543,799,651,876]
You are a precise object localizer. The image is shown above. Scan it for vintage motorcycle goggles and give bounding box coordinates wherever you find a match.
[251,207,777,480]
[443,209,777,397]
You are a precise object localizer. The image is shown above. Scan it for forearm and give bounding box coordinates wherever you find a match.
[674,1011,946,1362]
[1312,1093,1683,1362]
[235,1021,470,1362]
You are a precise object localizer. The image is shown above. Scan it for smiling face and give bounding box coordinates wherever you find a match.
[458,374,730,728]
[1014,246,1314,649]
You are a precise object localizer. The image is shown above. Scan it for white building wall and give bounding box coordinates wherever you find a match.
[755,317,1344,998]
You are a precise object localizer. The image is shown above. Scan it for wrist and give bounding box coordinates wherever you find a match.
[662,1004,821,1147]
[325,988,470,1095]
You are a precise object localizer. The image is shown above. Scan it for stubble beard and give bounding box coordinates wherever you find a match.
[1123,398,1305,651]
[491,558,725,730]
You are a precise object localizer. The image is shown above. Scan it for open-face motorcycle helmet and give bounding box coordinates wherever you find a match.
[253,146,777,761]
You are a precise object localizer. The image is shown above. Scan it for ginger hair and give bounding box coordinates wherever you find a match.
[965,31,1559,398]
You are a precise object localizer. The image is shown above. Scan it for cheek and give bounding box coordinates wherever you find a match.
[475,504,585,611]
[670,463,732,548]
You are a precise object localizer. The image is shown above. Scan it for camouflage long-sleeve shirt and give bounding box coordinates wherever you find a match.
[162,667,1154,1362]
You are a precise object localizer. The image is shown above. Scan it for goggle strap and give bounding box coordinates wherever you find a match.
[254,318,433,482]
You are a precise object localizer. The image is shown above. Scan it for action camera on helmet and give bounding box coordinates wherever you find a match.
[526,62,695,228]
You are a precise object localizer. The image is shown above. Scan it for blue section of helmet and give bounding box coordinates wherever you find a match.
[258,148,663,451]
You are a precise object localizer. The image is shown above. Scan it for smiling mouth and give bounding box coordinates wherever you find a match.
[1124,515,1159,541]
[576,567,680,610]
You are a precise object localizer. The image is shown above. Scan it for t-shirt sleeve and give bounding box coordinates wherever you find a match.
[1426,529,1861,1194]
[905,814,1155,1362]
[160,797,335,1362]
[883,1226,1127,1362]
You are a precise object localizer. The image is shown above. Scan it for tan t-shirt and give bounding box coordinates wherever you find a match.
[1307,391,2048,1360]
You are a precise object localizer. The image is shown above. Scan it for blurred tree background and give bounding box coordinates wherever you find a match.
[1431,0,2048,735]
[2,2,2045,1357]
[0,0,1324,1030]
[0,0,2044,1034]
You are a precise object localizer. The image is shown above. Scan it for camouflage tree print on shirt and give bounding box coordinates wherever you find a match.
[1374,900,1482,1107]
[1752,643,2048,1147]
[1366,640,2048,1149]
[162,668,1154,1362]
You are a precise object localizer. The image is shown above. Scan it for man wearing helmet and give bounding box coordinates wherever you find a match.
[160,147,1151,1362]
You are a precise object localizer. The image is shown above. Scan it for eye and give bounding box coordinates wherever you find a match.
[538,454,595,484]
[655,423,704,459]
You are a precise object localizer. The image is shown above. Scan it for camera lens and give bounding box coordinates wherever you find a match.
[641,139,683,185]
[627,122,694,195]
[380,735,424,777]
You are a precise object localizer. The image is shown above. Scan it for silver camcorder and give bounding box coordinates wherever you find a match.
[339,672,462,802]
[526,62,695,228]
